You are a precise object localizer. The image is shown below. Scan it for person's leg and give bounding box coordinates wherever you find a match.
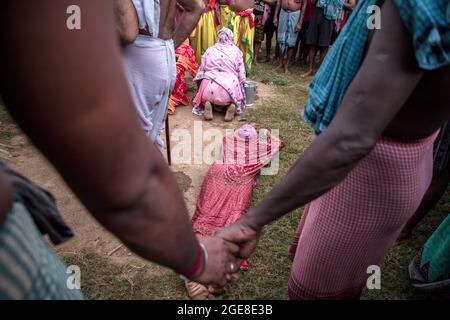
[253,15,264,66]
[224,103,236,122]
[284,47,296,74]
[317,46,329,69]
[288,133,437,300]
[204,101,213,121]
[299,42,308,67]
[302,46,317,77]
[398,165,450,241]
[299,22,310,68]
[274,40,280,63]
[254,41,262,66]
[398,125,450,242]
[265,31,273,62]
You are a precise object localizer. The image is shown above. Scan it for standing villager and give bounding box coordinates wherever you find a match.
[297,0,315,67]
[397,122,450,242]
[263,0,279,62]
[192,28,246,122]
[217,0,450,300]
[302,0,344,77]
[122,0,204,151]
[252,0,266,66]
[274,0,306,74]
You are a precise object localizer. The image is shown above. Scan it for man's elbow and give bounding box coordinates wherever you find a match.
[184,0,205,13]
[334,132,376,162]
[95,162,164,216]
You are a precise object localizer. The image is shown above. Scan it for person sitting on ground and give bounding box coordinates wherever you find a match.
[274,0,307,74]
[192,28,246,122]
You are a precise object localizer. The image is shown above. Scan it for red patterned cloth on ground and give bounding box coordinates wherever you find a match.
[168,41,199,115]
[288,131,438,299]
[192,126,283,269]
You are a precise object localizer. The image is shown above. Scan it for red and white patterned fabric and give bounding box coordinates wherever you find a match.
[192,126,283,238]
[288,131,439,299]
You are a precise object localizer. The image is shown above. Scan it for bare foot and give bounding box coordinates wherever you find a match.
[204,102,213,121]
[224,104,236,122]
[284,67,290,74]
[264,56,270,63]
[301,69,315,78]
[253,59,259,67]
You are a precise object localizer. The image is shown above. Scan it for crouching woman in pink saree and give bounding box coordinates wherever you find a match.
[192,28,246,122]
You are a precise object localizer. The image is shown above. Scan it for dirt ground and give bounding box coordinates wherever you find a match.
[2,81,275,267]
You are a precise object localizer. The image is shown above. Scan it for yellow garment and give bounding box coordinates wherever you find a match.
[228,9,255,75]
[219,5,233,30]
[190,10,217,64]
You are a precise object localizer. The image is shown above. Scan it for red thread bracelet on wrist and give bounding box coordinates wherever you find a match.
[180,242,204,279]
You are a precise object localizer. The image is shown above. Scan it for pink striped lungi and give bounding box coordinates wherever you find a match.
[288,132,438,299]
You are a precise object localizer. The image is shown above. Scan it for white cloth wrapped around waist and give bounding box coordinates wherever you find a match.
[122,36,176,151]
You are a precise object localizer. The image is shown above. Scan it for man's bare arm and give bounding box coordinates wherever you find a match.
[274,0,281,26]
[229,0,254,12]
[0,0,221,278]
[243,0,425,230]
[296,0,307,31]
[173,0,204,48]
[114,0,138,45]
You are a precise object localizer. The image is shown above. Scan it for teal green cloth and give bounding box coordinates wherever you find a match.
[316,0,344,21]
[420,214,450,282]
[394,0,450,70]
[302,0,450,135]
[302,0,377,135]
[0,202,83,300]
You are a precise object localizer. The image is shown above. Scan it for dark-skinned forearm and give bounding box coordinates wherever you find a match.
[94,148,199,273]
[244,0,425,231]
[229,0,254,12]
[245,125,375,231]
[274,0,281,20]
[173,0,204,48]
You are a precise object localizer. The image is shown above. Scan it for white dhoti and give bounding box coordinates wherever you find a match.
[122,35,176,150]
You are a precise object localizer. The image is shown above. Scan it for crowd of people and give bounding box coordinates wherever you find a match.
[0,0,449,300]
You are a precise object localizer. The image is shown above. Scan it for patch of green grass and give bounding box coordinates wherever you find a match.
[61,250,188,300]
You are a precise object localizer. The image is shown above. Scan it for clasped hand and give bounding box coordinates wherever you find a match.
[192,218,261,287]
